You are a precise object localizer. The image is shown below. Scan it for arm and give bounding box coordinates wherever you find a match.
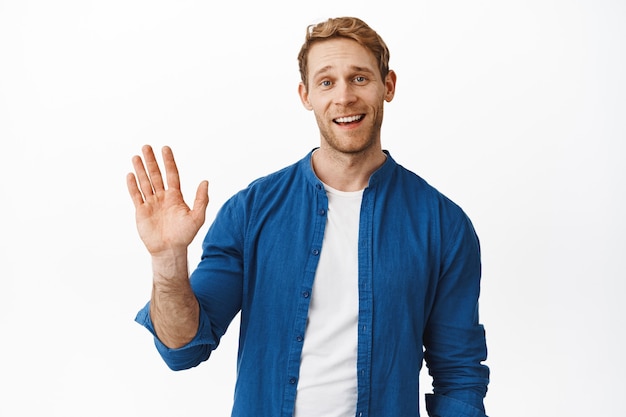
[424,214,490,417]
[127,145,209,349]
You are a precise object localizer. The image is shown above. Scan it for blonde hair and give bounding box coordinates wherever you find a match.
[297,17,391,88]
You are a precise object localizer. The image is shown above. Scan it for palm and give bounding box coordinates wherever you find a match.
[127,145,209,256]
[135,189,201,253]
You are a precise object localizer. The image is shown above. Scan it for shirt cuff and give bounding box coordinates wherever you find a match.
[135,302,216,370]
[425,393,487,417]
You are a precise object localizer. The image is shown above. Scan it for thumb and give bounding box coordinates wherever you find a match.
[191,180,210,221]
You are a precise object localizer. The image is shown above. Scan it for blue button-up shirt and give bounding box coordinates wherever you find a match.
[136,150,489,416]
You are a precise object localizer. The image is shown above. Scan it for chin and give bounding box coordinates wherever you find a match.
[333,141,377,155]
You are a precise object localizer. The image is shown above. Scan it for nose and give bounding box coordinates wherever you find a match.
[333,81,357,106]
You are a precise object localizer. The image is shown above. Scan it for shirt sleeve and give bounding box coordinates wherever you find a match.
[425,392,488,417]
[134,301,217,370]
[134,195,245,371]
[423,210,490,416]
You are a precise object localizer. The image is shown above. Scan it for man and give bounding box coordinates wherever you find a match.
[128,16,489,417]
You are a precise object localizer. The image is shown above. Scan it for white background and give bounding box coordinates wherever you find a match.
[1,0,625,416]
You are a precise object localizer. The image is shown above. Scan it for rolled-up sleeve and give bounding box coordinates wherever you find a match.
[135,302,217,370]
[423,213,490,416]
[425,392,488,417]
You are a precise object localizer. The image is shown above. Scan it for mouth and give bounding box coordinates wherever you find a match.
[333,114,365,125]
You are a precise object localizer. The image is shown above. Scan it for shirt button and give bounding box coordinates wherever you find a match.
[311,249,319,256]
[302,291,310,298]
[316,184,322,190]
[296,335,303,342]
[318,208,326,216]
[289,377,297,384]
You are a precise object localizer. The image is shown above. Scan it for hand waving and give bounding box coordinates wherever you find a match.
[126,145,209,257]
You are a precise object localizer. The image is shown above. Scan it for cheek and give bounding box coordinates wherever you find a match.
[308,99,329,115]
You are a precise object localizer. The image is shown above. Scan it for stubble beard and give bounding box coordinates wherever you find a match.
[316,106,384,156]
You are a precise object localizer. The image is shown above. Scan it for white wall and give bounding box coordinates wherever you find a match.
[1,1,624,416]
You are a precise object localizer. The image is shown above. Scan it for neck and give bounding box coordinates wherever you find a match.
[311,146,387,192]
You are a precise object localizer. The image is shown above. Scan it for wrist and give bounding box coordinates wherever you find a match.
[151,248,189,283]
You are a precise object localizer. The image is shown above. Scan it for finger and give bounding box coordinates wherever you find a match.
[161,146,181,191]
[142,144,166,193]
[191,180,210,222]
[126,172,145,208]
[131,154,155,199]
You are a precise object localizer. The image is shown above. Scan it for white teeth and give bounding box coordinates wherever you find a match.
[334,115,363,123]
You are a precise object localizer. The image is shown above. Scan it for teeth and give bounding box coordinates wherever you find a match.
[334,115,363,123]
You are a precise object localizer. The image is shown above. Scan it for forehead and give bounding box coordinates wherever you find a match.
[307,38,378,78]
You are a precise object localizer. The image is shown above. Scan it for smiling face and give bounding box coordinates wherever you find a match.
[298,37,396,157]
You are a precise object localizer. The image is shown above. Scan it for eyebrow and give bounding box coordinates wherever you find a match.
[311,65,376,81]
[311,65,333,81]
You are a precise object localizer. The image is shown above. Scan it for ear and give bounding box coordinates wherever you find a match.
[384,70,397,102]
[298,82,313,110]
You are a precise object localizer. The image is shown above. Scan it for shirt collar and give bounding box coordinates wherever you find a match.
[299,148,397,190]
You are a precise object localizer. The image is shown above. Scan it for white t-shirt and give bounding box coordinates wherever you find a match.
[294,184,363,417]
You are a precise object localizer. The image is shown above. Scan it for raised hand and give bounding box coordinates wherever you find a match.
[127,145,209,257]
[127,145,206,347]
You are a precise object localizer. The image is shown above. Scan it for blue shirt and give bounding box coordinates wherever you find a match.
[136,150,489,417]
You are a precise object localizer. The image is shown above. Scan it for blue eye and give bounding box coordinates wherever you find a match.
[355,76,367,83]
[321,80,332,87]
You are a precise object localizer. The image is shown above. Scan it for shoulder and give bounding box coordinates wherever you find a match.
[394,164,480,259]
[221,153,312,212]
[246,159,302,191]
[388,159,475,234]
[394,161,464,210]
